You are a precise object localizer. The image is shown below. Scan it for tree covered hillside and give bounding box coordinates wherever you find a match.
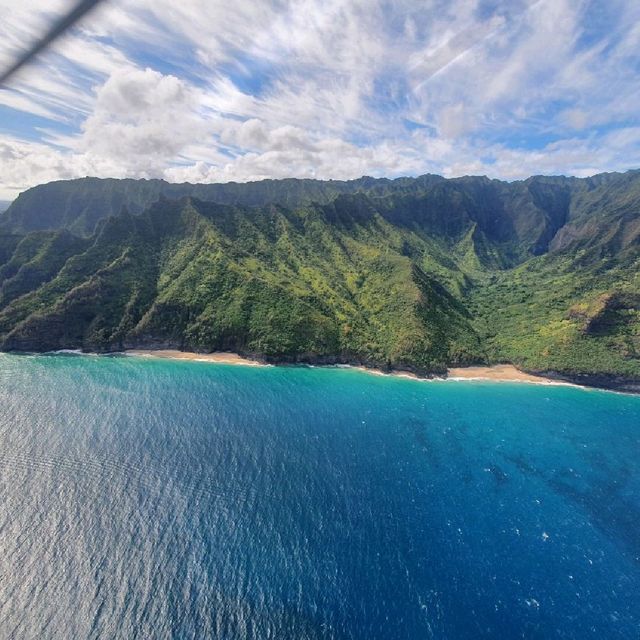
[0,173,638,388]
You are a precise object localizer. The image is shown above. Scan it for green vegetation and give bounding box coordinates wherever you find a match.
[0,171,638,386]
[467,253,640,378]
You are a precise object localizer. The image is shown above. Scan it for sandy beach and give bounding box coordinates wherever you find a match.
[125,349,264,366]
[124,351,574,387]
[447,364,556,384]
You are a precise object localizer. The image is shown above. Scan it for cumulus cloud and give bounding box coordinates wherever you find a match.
[77,67,211,173]
[0,138,90,193]
[0,0,639,199]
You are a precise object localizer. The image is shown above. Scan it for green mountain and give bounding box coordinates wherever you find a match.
[0,175,444,237]
[0,172,638,390]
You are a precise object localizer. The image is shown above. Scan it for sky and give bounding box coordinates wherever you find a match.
[0,0,639,200]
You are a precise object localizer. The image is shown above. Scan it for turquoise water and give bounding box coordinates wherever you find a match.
[0,353,639,639]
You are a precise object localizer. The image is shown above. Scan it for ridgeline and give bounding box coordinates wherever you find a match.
[0,172,639,390]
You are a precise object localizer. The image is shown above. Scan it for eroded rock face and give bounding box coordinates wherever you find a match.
[568,292,640,338]
[4,170,639,266]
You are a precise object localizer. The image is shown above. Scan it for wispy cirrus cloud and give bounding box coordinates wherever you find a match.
[0,0,639,199]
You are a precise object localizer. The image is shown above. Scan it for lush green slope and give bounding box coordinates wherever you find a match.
[0,172,638,387]
[0,197,486,373]
[467,254,640,380]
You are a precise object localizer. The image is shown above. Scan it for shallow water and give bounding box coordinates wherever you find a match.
[0,353,638,639]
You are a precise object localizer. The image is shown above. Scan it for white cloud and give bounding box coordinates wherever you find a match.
[0,137,89,197]
[76,67,214,174]
[0,0,639,200]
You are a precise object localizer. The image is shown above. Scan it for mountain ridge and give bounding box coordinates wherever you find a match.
[0,173,638,391]
[4,169,640,241]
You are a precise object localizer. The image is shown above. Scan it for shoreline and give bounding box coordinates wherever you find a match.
[125,349,265,367]
[4,347,637,393]
[122,349,586,390]
[447,364,569,385]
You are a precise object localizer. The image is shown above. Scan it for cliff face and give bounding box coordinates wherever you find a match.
[0,172,638,384]
[5,171,639,255]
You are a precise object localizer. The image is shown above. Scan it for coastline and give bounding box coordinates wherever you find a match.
[1,347,634,393]
[447,364,567,385]
[125,349,265,367]
[122,349,585,389]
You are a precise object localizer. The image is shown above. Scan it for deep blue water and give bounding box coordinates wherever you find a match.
[0,353,639,639]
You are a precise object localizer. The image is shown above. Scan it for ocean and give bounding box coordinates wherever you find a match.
[0,353,638,639]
